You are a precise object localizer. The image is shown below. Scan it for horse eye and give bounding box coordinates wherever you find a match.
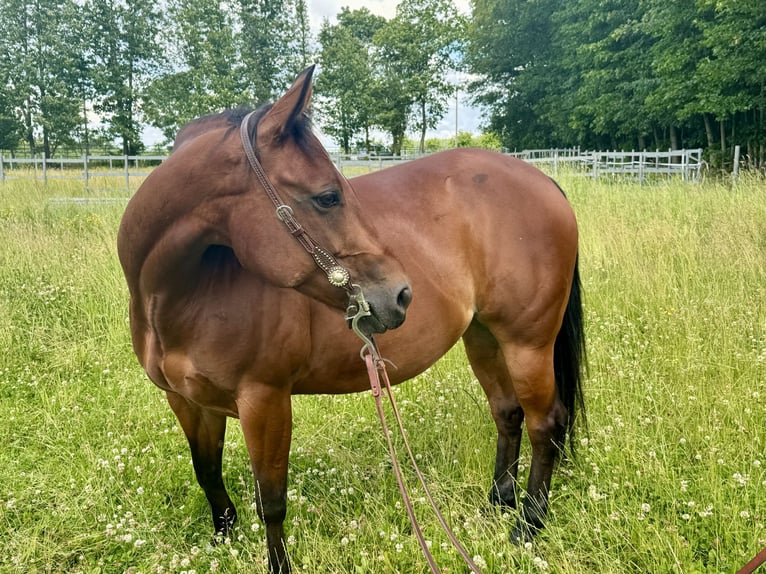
[313,191,341,210]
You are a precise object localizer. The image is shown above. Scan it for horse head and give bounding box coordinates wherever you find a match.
[231,66,411,335]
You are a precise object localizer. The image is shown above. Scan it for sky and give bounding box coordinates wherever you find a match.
[142,0,482,148]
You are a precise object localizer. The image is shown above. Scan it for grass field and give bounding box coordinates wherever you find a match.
[0,169,764,573]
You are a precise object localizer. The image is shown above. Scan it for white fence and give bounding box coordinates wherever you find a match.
[507,148,704,182]
[0,148,704,190]
[0,154,165,188]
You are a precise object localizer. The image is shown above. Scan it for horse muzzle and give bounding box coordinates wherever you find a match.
[347,282,411,336]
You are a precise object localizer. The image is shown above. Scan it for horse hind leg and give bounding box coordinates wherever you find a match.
[502,343,568,544]
[166,392,238,536]
[462,320,525,510]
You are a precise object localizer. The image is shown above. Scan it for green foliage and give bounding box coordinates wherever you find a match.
[373,0,465,153]
[467,0,766,164]
[423,131,501,151]
[237,0,312,103]
[0,84,23,151]
[316,8,385,153]
[0,0,85,156]
[84,0,163,155]
[141,0,245,141]
[316,0,466,156]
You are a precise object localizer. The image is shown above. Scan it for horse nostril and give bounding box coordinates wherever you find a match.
[397,285,413,310]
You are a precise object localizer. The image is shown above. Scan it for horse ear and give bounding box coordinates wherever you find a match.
[259,65,316,142]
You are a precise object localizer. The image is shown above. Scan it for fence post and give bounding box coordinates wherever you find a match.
[592,152,599,180]
[0,153,4,184]
[83,154,89,191]
[42,153,47,185]
[124,155,130,191]
[732,145,741,183]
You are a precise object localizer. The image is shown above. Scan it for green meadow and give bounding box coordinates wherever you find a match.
[0,170,764,573]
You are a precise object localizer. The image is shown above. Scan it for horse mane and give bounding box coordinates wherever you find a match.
[173,105,316,154]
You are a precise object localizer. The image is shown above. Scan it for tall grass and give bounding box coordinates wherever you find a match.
[0,172,764,573]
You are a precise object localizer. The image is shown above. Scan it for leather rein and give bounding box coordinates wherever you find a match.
[240,111,484,574]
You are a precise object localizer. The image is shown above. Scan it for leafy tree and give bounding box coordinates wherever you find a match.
[0,83,23,152]
[289,0,312,71]
[559,0,657,149]
[374,0,464,153]
[0,0,83,156]
[467,0,570,149]
[468,0,766,160]
[694,0,766,162]
[641,0,714,150]
[370,65,411,155]
[237,0,311,103]
[316,8,385,153]
[142,0,245,142]
[85,0,162,155]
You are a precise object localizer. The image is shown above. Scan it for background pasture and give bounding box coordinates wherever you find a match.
[0,171,764,573]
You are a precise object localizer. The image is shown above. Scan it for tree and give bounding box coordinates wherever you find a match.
[641,0,713,150]
[557,0,657,149]
[0,83,23,152]
[85,0,162,155]
[467,0,571,149]
[374,0,464,153]
[467,0,766,159]
[0,0,84,156]
[694,0,766,165]
[316,8,385,153]
[142,0,245,142]
[237,0,311,103]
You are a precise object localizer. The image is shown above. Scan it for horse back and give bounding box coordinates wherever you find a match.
[351,148,578,347]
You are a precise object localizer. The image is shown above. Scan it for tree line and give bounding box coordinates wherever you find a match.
[0,0,462,158]
[469,0,765,168]
[1,0,764,167]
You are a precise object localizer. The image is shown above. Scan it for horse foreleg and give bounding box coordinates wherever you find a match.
[505,345,567,544]
[166,392,237,536]
[463,321,524,509]
[237,383,293,574]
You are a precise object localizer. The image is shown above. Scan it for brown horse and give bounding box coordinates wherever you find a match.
[117,66,585,573]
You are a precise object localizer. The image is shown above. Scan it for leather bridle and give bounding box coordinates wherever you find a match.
[239,111,354,291]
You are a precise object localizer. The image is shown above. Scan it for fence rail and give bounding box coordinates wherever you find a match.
[507,148,704,181]
[0,154,165,189]
[0,148,704,190]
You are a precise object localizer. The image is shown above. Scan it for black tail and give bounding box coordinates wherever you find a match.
[554,254,587,455]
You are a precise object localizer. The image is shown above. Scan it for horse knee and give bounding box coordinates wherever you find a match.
[494,403,524,435]
[255,486,287,525]
[528,400,567,451]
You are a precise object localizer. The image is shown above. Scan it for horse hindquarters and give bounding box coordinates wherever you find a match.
[465,258,586,543]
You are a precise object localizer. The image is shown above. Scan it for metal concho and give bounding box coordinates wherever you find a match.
[327,266,351,287]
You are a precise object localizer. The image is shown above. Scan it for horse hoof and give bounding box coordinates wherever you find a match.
[509,520,538,546]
